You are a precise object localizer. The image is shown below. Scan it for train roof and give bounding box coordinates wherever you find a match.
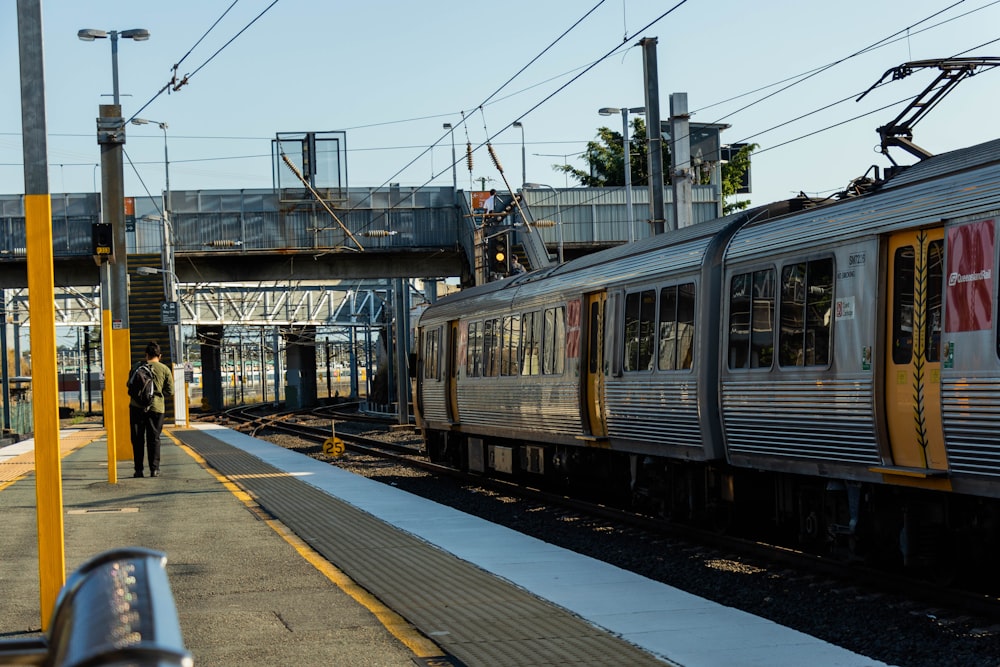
[421,138,999,324]
[726,138,1000,261]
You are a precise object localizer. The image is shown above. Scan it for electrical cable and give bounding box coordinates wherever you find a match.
[126,1,281,126]
[340,0,691,240]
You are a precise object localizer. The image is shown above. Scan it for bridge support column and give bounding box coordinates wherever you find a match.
[199,326,224,412]
[283,326,317,409]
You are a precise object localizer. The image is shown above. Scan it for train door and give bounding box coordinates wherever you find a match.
[446,320,460,423]
[883,228,948,471]
[583,292,608,438]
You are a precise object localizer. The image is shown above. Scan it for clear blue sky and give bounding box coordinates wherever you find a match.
[2,0,999,209]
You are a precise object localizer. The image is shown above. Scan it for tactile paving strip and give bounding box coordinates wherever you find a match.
[178,430,668,666]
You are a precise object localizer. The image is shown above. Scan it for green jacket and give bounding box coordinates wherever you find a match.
[128,359,174,414]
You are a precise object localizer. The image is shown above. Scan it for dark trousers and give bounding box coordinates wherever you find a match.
[129,406,165,474]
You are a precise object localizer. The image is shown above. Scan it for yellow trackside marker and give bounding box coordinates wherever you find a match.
[323,437,345,457]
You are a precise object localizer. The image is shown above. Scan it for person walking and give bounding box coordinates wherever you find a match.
[127,341,174,478]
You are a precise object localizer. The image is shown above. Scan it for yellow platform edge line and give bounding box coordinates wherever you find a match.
[166,429,446,661]
[0,428,105,490]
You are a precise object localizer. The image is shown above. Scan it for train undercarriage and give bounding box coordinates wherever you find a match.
[424,429,1000,591]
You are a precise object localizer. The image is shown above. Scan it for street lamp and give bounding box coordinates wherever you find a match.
[132,118,183,422]
[135,263,187,425]
[77,29,150,105]
[533,152,581,188]
[523,182,563,264]
[512,121,525,187]
[599,106,645,243]
[442,123,457,192]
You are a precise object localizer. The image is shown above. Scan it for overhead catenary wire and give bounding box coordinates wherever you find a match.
[127,0,281,125]
[59,1,997,232]
[342,0,692,238]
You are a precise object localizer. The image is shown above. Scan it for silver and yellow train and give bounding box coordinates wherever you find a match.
[414,138,1000,575]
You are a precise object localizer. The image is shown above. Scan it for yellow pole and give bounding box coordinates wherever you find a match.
[113,328,132,459]
[25,194,65,629]
[102,307,118,483]
[18,0,65,629]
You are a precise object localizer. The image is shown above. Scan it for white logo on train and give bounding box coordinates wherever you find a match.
[948,268,992,287]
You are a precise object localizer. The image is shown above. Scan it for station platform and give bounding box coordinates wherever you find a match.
[0,424,892,666]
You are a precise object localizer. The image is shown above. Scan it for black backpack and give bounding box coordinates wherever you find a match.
[127,362,156,410]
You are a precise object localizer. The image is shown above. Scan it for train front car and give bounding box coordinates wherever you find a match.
[415,268,588,478]
[415,215,749,505]
[719,138,1000,580]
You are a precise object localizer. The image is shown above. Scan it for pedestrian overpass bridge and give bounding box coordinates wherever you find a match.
[0,183,722,297]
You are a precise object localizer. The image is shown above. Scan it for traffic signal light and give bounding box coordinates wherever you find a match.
[488,232,511,276]
[92,222,113,261]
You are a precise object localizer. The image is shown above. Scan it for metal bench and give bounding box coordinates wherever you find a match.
[0,547,192,667]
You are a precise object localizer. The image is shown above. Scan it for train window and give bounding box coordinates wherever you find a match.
[501,315,521,376]
[658,283,696,371]
[542,306,566,375]
[926,240,943,362]
[892,241,944,364]
[520,310,541,375]
[624,290,656,372]
[466,321,483,377]
[728,269,775,369]
[423,328,440,380]
[484,318,501,377]
[891,247,915,364]
[778,259,833,367]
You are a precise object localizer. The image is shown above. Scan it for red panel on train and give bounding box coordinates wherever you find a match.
[946,218,994,332]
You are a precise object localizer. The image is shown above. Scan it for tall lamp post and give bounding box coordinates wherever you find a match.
[442,123,457,192]
[512,121,526,187]
[523,182,563,264]
[77,29,150,105]
[79,26,149,466]
[599,106,645,243]
[132,117,186,426]
[533,152,581,188]
[136,265,186,426]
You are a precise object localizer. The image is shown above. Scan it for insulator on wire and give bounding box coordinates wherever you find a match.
[466,143,474,172]
[204,240,244,248]
[488,144,503,172]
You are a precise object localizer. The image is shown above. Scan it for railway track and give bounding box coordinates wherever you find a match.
[198,404,1000,625]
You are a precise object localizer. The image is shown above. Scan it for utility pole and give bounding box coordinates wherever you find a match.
[18,0,66,629]
[670,93,693,229]
[641,37,666,234]
[98,104,130,460]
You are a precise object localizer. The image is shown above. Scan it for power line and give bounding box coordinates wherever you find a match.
[126,1,282,125]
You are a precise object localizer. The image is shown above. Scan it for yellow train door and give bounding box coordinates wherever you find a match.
[883,228,949,475]
[583,292,608,438]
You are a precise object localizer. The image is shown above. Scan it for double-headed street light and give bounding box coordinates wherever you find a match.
[79,25,150,465]
[599,106,645,242]
[77,29,150,105]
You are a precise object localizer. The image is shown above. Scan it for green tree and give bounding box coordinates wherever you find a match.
[719,143,757,215]
[554,117,663,187]
[548,119,756,215]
